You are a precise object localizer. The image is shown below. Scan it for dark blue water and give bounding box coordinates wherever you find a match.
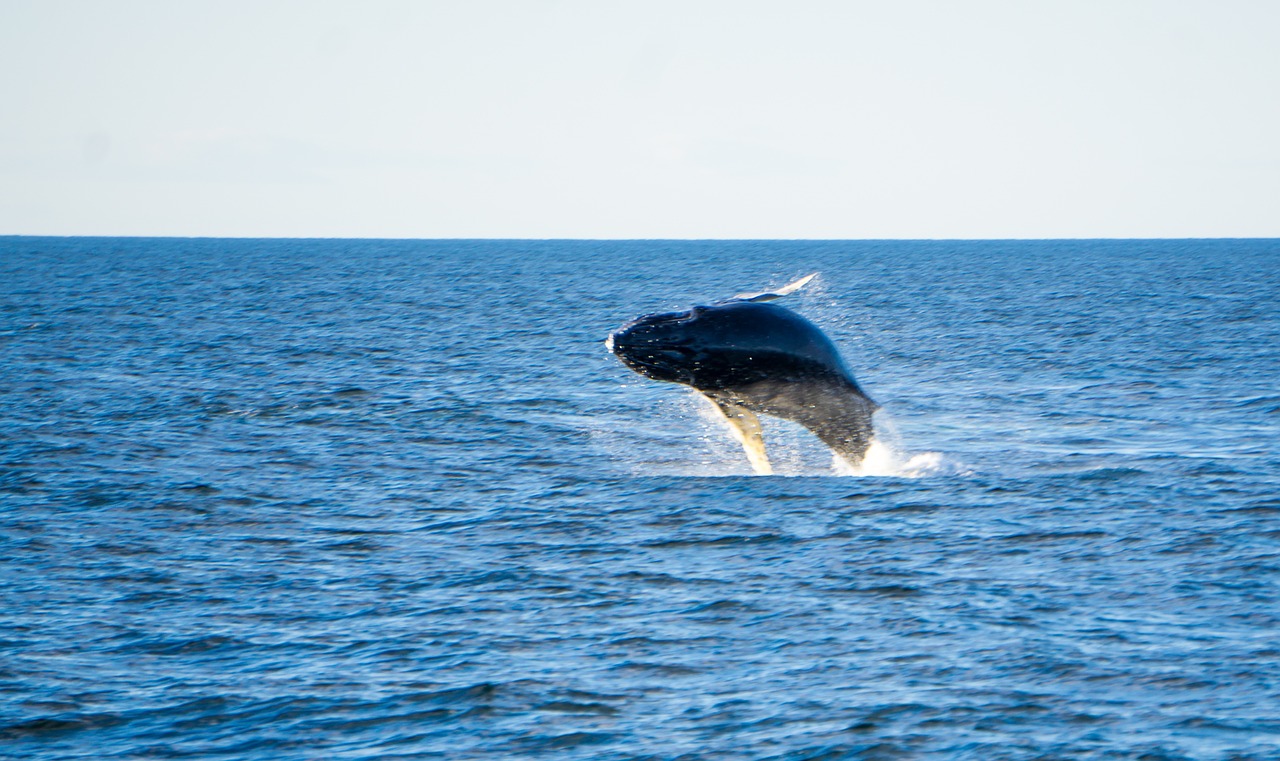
[2,238,1278,760]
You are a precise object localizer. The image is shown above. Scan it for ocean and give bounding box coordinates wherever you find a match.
[2,237,1278,759]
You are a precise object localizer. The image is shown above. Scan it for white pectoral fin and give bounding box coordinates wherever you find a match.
[733,272,817,303]
[705,396,773,475]
[772,272,817,297]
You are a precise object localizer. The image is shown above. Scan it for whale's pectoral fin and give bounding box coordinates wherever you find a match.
[731,272,817,303]
[705,395,773,475]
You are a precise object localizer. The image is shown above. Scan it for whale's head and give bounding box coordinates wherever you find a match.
[607,307,706,384]
[607,301,850,391]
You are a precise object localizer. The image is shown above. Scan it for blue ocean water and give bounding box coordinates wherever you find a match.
[2,237,1278,760]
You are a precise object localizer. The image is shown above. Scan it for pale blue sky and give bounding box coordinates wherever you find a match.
[2,1,1277,238]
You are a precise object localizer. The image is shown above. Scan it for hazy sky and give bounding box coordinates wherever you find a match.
[2,1,1277,238]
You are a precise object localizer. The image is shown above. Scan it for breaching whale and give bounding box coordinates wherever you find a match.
[607,274,877,475]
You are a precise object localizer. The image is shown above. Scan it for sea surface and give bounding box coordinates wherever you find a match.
[2,237,1278,760]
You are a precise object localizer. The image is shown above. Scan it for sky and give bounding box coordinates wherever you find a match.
[2,1,1278,239]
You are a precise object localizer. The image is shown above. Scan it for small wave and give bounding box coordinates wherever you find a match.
[535,701,619,716]
[641,533,787,549]
[0,713,124,740]
[523,731,616,750]
[999,530,1109,543]
[837,584,923,597]
[1076,467,1147,482]
[1234,394,1280,413]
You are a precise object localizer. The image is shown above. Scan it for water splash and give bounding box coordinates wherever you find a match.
[593,386,963,478]
[694,393,958,478]
[832,438,951,478]
[834,411,966,478]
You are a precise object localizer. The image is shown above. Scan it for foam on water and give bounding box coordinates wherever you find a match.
[840,412,968,477]
[831,438,948,478]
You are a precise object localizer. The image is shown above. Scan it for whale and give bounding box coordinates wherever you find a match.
[607,274,877,475]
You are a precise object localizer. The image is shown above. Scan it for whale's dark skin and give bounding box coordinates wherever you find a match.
[609,296,877,471]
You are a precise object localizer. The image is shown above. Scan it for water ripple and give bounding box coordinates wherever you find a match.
[2,238,1278,759]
